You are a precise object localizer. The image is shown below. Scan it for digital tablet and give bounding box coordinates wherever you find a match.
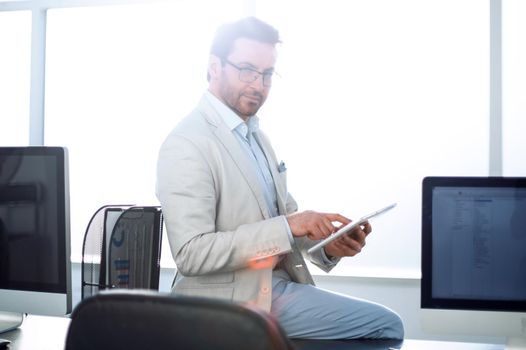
[307,203,397,254]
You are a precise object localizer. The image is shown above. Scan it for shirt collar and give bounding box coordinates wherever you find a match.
[204,90,260,138]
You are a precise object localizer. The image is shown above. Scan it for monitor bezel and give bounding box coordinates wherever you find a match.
[0,146,71,315]
[421,176,526,313]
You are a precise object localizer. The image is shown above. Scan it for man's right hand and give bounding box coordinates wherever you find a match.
[286,211,351,240]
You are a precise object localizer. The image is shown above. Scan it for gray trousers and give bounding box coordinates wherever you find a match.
[270,271,404,339]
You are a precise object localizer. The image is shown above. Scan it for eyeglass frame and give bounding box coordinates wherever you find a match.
[222,59,276,87]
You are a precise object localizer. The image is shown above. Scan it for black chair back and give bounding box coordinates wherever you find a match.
[66,290,294,350]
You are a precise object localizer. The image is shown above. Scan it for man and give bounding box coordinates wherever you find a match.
[156,16,403,339]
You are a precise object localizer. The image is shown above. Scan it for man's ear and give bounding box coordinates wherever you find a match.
[208,54,222,81]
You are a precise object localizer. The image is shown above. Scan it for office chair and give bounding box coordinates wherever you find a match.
[65,290,295,350]
[81,205,163,299]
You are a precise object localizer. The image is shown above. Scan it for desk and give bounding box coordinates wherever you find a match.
[1,315,69,350]
[1,314,503,350]
[293,338,503,350]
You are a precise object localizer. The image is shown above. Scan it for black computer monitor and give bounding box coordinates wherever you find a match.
[0,147,71,333]
[421,176,526,349]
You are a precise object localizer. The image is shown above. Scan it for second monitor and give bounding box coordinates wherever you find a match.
[421,176,526,349]
[0,147,71,333]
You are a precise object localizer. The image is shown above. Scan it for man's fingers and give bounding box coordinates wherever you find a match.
[340,235,363,252]
[289,211,365,241]
[330,239,361,257]
[321,216,337,236]
[351,228,367,245]
[325,213,351,226]
[362,221,372,235]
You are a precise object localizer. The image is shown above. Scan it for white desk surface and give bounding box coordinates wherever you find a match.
[398,339,502,350]
[0,314,504,350]
[1,315,70,350]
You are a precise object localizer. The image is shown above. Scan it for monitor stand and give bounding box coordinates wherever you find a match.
[0,311,24,334]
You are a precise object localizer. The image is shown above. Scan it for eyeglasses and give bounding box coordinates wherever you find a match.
[223,59,275,87]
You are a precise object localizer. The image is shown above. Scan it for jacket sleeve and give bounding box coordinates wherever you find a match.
[283,190,339,273]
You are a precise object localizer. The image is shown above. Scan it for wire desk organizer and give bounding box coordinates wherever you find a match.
[81,205,163,299]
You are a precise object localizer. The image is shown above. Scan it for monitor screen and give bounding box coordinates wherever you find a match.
[0,147,71,329]
[421,176,526,311]
[421,176,526,347]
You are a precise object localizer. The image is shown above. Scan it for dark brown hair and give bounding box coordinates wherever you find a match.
[207,17,280,81]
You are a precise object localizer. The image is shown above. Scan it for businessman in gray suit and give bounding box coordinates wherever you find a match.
[156,16,403,339]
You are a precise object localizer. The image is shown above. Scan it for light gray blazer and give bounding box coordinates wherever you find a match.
[156,95,335,311]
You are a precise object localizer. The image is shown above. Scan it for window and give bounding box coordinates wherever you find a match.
[3,1,506,277]
[503,0,526,176]
[256,0,489,275]
[0,10,31,145]
[44,1,244,261]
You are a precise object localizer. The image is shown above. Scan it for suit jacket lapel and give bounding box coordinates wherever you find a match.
[198,97,271,220]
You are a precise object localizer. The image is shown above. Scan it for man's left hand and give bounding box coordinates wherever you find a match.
[323,221,372,258]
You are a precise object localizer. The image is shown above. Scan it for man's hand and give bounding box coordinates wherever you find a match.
[324,221,372,258]
[286,211,351,240]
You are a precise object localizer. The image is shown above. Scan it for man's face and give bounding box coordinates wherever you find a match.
[210,38,277,120]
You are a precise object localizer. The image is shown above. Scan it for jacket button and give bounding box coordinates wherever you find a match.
[261,286,270,294]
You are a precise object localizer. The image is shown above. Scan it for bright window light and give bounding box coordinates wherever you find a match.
[45,1,244,261]
[44,1,490,275]
[0,10,30,145]
[503,0,526,176]
[256,0,489,275]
